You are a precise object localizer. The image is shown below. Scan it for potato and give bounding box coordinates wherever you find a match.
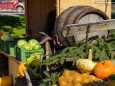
[62,70,71,76]
[66,76,74,83]
[73,75,83,83]
[58,80,67,86]
[73,82,82,86]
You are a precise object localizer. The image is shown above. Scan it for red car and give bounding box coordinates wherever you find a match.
[0,0,24,13]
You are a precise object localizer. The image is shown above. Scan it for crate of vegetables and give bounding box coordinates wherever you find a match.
[1,33,30,56]
[15,39,44,62]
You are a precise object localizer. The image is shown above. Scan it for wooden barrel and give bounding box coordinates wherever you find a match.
[54,6,109,46]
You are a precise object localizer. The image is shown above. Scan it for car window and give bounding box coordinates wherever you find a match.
[9,0,14,2]
[1,0,6,2]
[18,0,23,2]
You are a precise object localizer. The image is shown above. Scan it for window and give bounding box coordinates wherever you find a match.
[18,0,23,2]
[9,0,14,2]
[1,0,6,2]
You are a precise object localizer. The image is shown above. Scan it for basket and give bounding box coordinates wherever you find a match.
[15,46,44,62]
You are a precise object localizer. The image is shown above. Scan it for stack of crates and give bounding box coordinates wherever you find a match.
[1,37,45,62]
[1,37,31,57]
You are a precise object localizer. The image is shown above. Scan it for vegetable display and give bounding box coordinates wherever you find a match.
[2,30,115,85]
[38,30,115,86]
[17,39,41,50]
[26,53,41,68]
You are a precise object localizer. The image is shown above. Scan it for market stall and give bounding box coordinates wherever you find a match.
[1,0,115,86]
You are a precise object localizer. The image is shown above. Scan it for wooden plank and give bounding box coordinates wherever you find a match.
[62,19,115,37]
[1,51,20,86]
[9,59,19,86]
[1,51,20,64]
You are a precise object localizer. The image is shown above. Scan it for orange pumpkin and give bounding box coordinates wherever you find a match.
[18,62,28,77]
[94,60,115,79]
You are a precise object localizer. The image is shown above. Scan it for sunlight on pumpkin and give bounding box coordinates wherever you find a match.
[18,62,28,77]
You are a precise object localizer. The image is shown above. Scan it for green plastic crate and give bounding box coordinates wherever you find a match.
[1,40,17,56]
[16,46,44,62]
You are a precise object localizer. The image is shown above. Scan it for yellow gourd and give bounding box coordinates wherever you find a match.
[76,49,96,74]
[0,76,12,86]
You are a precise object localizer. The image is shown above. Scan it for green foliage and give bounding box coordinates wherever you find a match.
[43,30,115,67]
[0,16,25,27]
[27,67,41,80]
[0,16,25,38]
[39,30,115,86]
[2,26,13,33]
[38,71,61,86]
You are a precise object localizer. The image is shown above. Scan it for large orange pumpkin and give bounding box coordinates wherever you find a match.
[18,62,28,77]
[94,60,115,79]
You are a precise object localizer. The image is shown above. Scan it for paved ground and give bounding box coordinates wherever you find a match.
[0,10,25,16]
[0,12,25,16]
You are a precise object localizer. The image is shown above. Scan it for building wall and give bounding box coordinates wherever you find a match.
[25,0,111,37]
[57,0,111,18]
[25,0,56,37]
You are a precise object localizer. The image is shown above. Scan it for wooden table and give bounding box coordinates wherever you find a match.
[1,51,20,86]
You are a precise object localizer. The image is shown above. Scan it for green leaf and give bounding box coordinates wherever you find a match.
[43,71,51,78]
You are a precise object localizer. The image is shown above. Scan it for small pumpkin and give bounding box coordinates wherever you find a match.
[94,60,115,79]
[76,49,96,74]
[18,62,28,77]
[0,76,12,86]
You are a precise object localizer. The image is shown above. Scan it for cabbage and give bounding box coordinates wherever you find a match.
[33,44,41,49]
[17,39,28,48]
[27,54,40,68]
[22,43,32,50]
[28,39,39,48]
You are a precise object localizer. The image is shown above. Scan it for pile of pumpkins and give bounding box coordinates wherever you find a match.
[76,49,115,80]
[57,49,115,86]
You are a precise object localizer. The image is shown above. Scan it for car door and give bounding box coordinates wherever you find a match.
[0,0,8,10]
[7,0,15,10]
